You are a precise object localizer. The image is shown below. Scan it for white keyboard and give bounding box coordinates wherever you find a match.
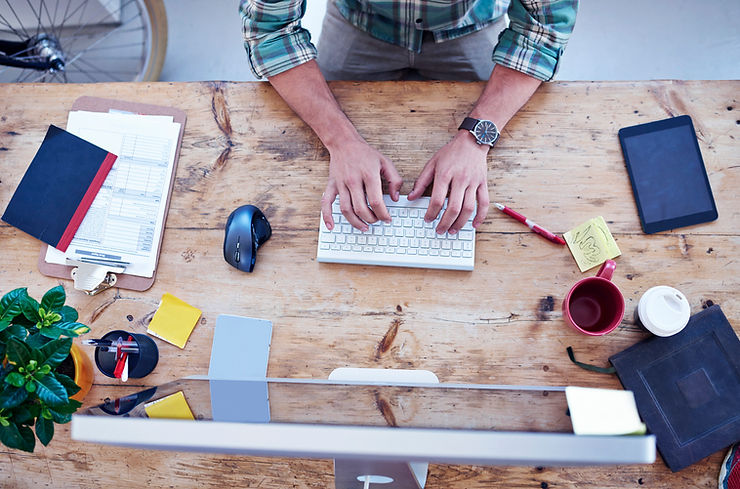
[317,195,475,271]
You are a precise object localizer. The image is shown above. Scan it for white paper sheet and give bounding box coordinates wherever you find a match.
[45,111,181,278]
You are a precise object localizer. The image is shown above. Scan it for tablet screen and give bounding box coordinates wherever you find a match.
[619,116,717,233]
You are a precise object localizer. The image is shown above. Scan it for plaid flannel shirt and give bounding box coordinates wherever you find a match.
[240,0,578,81]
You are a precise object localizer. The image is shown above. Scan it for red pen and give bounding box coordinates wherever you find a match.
[494,203,566,245]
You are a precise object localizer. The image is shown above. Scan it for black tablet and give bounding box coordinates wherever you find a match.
[618,115,718,234]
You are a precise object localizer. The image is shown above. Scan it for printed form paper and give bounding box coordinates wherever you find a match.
[45,111,181,278]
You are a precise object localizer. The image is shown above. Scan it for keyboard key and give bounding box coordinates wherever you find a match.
[318,195,475,270]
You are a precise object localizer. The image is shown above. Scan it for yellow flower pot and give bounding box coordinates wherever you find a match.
[69,343,94,402]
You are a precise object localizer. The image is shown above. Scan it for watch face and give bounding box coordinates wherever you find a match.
[474,120,499,145]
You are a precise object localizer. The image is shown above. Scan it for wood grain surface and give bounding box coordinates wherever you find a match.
[0,80,738,488]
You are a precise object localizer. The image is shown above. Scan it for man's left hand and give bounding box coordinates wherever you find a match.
[408,131,490,234]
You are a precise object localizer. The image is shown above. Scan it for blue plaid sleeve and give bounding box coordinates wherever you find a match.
[493,0,578,81]
[240,0,317,78]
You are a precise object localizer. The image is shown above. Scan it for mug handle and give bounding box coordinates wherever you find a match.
[596,259,616,280]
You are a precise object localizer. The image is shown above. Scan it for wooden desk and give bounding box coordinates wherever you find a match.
[0,80,738,488]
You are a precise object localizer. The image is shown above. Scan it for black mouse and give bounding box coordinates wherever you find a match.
[223,205,272,272]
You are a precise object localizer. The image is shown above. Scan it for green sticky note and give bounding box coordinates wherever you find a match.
[564,216,621,272]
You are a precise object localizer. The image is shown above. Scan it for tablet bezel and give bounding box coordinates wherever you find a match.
[618,115,718,234]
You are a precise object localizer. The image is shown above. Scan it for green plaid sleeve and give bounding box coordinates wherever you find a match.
[240,0,317,79]
[493,0,578,81]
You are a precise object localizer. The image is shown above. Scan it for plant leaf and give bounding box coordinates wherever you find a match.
[59,305,78,323]
[0,422,35,452]
[0,324,27,341]
[21,296,41,323]
[35,417,54,446]
[11,406,34,424]
[39,325,65,339]
[33,375,68,407]
[39,338,72,368]
[54,373,81,397]
[49,398,82,415]
[0,386,28,409]
[0,288,27,324]
[54,322,90,338]
[4,372,26,388]
[40,286,65,313]
[47,408,72,424]
[23,332,47,349]
[5,337,32,366]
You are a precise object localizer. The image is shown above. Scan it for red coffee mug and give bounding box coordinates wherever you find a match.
[562,260,625,336]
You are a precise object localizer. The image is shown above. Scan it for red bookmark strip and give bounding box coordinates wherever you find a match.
[56,152,117,251]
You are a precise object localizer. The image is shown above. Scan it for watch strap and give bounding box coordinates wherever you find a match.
[458,117,478,132]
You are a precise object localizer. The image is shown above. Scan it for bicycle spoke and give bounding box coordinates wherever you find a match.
[28,69,53,83]
[0,6,29,40]
[17,69,37,83]
[2,0,155,83]
[82,42,147,51]
[24,0,44,38]
[40,0,60,39]
[57,0,89,38]
[58,0,138,51]
[78,57,124,81]
[57,25,144,43]
[4,0,32,38]
[65,63,98,82]
[65,14,140,66]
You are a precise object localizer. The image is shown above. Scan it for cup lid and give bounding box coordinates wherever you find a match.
[637,286,691,337]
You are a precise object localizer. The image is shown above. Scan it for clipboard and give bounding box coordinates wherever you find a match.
[38,96,186,294]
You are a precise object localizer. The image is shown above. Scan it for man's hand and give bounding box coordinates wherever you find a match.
[321,137,402,232]
[408,131,490,234]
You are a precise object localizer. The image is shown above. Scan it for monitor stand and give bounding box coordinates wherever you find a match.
[328,368,439,489]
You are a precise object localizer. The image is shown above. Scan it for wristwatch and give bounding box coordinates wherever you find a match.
[459,117,500,147]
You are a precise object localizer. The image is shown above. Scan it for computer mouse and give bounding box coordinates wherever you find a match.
[223,205,272,272]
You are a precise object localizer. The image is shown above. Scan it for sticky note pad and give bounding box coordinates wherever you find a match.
[564,216,621,272]
[565,386,646,436]
[144,391,195,420]
[147,293,202,348]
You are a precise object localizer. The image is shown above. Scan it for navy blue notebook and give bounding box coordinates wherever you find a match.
[610,305,740,472]
[2,125,117,251]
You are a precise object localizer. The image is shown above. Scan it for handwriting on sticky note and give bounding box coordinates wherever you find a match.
[564,216,621,272]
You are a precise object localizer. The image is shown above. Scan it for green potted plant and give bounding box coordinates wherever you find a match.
[0,285,91,452]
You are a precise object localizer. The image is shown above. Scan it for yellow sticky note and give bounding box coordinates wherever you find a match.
[144,391,195,420]
[564,216,621,272]
[147,293,202,349]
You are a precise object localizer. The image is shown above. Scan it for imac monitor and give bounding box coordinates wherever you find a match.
[72,378,655,487]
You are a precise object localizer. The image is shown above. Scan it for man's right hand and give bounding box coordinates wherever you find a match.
[321,137,402,232]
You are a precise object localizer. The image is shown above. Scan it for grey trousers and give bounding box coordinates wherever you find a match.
[316,1,507,81]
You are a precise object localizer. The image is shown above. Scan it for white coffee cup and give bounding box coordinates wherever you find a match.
[636,286,691,337]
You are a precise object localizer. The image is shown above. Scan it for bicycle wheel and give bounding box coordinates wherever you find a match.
[0,0,167,83]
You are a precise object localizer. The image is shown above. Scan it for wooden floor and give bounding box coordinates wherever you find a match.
[0,80,738,488]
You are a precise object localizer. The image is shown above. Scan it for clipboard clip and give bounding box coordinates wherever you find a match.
[67,260,126,296]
